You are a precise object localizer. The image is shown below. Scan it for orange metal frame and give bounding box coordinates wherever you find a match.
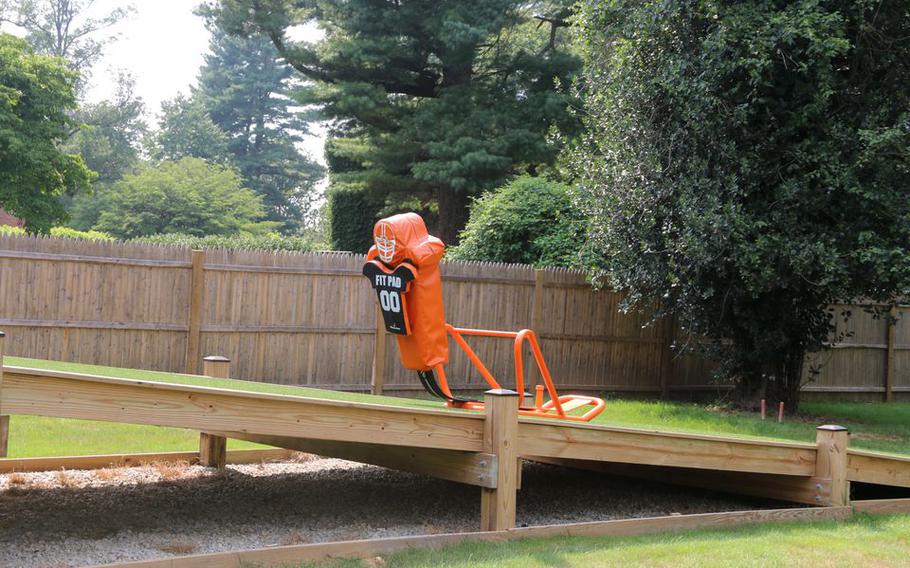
[432,324,605,421]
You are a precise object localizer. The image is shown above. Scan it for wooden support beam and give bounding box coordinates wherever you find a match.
[199,432,227,468]
[816,425,850,506]
[184,250,206,375]
[0,331,6,458]
[0,449,294,473]
[481,389,520,531]
[218,432,498,488]
[371,307,386,395]
[1,366,486,452]
[847,450,910,488]
[517,419,818,477]
[199,355,231,467]
[659,315,675,399]
[94,506,852,568]
[530,457,832,506]
[852,498,910,515]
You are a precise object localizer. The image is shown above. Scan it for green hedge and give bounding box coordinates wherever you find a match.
[327,186,383,253]
[0,225,114,241]
[132,232,325,252]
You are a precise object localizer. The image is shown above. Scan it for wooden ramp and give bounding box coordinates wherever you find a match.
[2,363,908,531]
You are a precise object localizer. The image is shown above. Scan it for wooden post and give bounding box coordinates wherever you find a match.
[184,250,206,375]
[529,269,546,389]
[371,307,387,395]
[816,425,850,506]
[885,306,896,402]
[199,355,229,468]
[658,315,676,400]
[203,355,231,379]
[0,331,7,458]
[480,389,520,531]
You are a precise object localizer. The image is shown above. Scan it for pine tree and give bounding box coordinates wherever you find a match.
[196,26,323,233]
[203,0,581,244]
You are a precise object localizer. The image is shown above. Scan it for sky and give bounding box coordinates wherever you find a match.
[83,0,327,165]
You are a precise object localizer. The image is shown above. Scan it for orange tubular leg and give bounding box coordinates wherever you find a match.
[439,324,606,422]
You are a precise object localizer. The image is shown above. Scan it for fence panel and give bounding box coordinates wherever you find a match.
[0,234,905,400]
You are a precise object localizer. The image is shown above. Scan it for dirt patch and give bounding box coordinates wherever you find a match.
[0,458,790,567]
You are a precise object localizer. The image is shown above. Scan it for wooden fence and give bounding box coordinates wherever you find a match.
[0,233,906,400]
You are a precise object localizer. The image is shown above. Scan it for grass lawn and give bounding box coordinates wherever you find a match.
[3,356,909,458]
[303,515,910,567]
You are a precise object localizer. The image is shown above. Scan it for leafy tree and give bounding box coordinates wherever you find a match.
[571,0,910,409]
[94,157,276,239]
[204,0,581,244]
[64,72,146,230]
[0,0,132,93]
[448,176,585,268]
[196,25,323,233]
[150,93,231,164]
[0,33,91,231]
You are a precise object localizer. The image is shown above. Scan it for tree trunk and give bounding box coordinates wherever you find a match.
[434,185,471,246]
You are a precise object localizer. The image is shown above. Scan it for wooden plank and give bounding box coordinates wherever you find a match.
[184,250,206,375]
[815,425,850,506]
[531,457,832,506]
[852,498,910,514]
[517,419,818,476]
[0,331,5,458]
[218,431,498,488]
[0,449,294,473]
[0,415,7,458]
[480,389,520,531]
[847,450,910,488]
[885,306,896,402]
[0,249,191,268]
[371,307,386,395]
[0,319,188,331]
[1,366,485,452]
[200,324,374,334]
[94,507,852,568]
[659,315,675,399]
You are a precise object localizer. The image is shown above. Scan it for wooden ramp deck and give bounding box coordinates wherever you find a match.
[2,363,909,530]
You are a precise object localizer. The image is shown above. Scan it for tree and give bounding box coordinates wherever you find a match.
[150,93,231,164]
[196,25,323,233]
[448,176,585,268]
[94,157,275,239]
[0,0,132,93]
[571,0,910,409]
[204,0,581,244]
[64,72,146,230]
[0,33,91,232]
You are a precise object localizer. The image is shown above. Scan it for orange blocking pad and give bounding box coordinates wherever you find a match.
[363,213,605,422]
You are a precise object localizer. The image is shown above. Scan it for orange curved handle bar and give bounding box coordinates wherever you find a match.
[438,325,605,421]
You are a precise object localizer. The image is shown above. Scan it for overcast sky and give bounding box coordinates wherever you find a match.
[84,0,327,165]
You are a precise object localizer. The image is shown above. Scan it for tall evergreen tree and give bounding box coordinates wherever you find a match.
[203,0,581,244]
[196,26,323,233]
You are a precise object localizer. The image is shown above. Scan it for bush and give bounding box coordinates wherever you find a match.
[132,232,325,253]
[327,186,384,253]
[0,225,113,240]
[94,157,276,239]
[447,177,586,267]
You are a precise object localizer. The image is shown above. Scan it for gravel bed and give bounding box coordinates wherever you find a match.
[0,456,787,567]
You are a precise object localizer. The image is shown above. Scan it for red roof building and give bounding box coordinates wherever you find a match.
[0,208,24,227]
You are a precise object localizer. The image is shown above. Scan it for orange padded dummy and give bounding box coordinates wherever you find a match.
[364,213,448,370]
